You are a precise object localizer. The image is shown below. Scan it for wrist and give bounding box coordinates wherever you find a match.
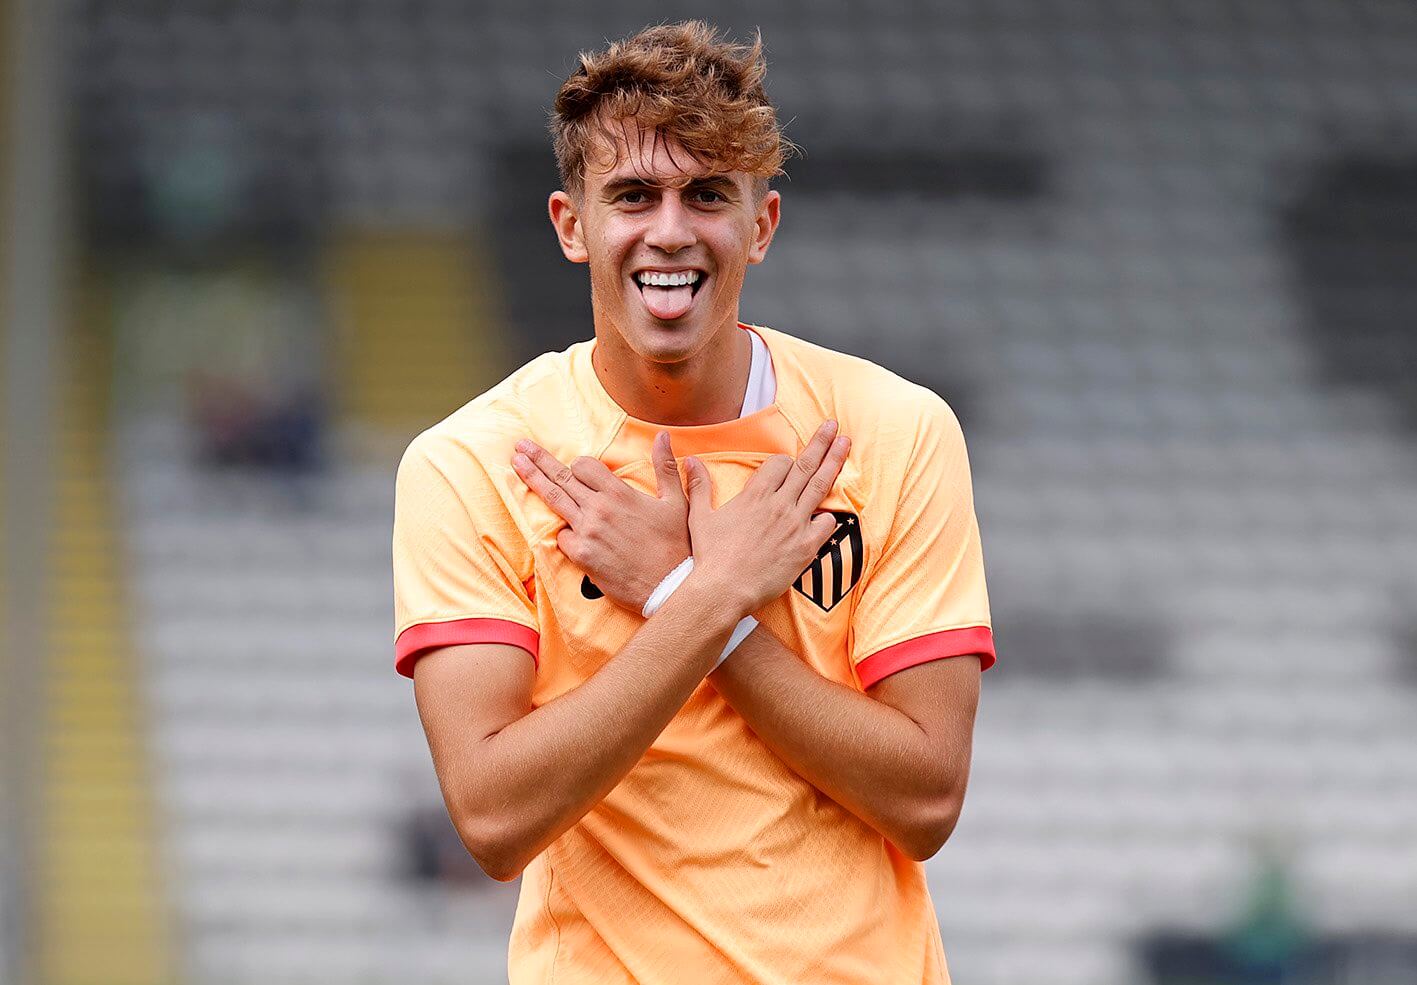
[642,556,695,617]
[656,570,757,673]
[678,567,756,625]
[713,615,758,671]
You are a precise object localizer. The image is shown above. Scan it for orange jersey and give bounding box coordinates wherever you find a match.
[392,323,995,984]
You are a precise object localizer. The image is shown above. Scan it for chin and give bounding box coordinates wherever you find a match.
[631,328,705,364]
[620,315,709,359]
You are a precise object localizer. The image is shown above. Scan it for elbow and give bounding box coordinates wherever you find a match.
[455,812,529,883]
[484,864,526,884]
[896,795,964,863]
[476,852,526,884]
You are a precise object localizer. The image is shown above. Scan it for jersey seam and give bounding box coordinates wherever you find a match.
[757,323,869,508]
[544,851,564,985]
[773,402,868,509]
[417,440,539,588]
[590,408,628,463]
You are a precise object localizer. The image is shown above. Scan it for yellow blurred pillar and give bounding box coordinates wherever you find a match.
[36,280,178,985]
[324,229,509,440]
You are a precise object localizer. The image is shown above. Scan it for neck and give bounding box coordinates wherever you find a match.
[592,323,752,426]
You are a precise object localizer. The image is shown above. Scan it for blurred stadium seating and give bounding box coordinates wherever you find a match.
[7,0,1416,983]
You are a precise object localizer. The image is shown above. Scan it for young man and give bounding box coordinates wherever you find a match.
[392,21,995,985]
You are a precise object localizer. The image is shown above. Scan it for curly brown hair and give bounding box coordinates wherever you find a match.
[549,20,797,201]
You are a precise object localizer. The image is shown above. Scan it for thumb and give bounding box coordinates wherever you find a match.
[684,456,713,517]
[809,510,837,545]
[652,431,686,504]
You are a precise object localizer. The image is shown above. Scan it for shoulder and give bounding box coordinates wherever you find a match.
[754,323,961,449]
[398,344,589,482]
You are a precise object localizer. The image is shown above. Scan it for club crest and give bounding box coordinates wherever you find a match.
[793,511,863,611]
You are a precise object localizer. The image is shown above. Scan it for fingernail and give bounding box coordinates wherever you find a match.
[515,439,531,453]
[834,436,849,452]
[513,453,529,470]
[825,419,837,434]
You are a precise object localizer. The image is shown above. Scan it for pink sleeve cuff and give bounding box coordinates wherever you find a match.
[856,625,995,689]
[395,618,540,679]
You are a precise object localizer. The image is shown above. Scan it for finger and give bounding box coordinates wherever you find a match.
[804,510,840,558]
[747,453,795,494]
[796,433,851,512]
[809,509,838,545]
[512,450,583,525]
[555,526,582,566]
[517,440,593,508]
[684,456,713,517]
[779,419,838,500]
[651,431,686,504]
[569,454,618,493]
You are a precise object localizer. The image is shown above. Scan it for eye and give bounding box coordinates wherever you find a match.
[618,190,648,205]
[692,189,725,204]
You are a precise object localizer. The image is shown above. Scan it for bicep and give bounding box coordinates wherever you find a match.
[412,642,536,793]
[866,655,981,766]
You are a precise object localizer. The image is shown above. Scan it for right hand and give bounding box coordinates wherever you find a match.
[682,420,851,617]
[511,431,691,615]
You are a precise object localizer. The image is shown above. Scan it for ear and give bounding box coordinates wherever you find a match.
[746,189,781,265]
[548,191,589,263]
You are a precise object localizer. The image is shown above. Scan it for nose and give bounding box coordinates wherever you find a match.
[642,191,696,254]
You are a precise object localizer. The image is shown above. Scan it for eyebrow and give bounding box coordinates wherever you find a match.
[601,175,738,198]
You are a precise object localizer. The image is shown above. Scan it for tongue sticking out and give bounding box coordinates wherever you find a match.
[641,284,695,321]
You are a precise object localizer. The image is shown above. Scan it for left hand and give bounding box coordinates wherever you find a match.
[511,431,691,614]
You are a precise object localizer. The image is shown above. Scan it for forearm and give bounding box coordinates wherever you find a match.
[471,572,740,880]
[707,626,965,859]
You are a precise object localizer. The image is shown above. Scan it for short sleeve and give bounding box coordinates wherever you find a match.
[850,396,995,689]
[391,434,539,679]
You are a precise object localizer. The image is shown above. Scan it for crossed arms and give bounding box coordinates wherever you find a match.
[408,422,984,881]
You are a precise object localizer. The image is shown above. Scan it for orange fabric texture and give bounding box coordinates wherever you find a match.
[391,324,994,984]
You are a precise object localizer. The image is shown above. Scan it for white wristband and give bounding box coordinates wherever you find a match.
[642,557,695,617]
[641,557,755,671]
[713,615,758,671]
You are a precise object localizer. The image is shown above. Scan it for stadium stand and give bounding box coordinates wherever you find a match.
[66,0,1417,982]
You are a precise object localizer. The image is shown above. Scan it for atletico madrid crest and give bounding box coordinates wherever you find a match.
[793,511,863,611]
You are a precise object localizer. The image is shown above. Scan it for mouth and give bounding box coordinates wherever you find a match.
[632,268,707,322]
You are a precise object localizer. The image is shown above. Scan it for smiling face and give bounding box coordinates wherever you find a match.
[548,116,780,368]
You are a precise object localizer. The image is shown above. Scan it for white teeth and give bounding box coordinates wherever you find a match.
[636,271,701,287]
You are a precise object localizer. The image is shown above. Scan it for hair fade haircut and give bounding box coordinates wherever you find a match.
[549,20,797,202]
